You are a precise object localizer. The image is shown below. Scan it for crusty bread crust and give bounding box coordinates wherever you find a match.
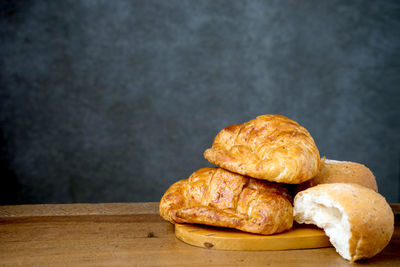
[294,183,394,262]
[204,115,320,184]
[296,159,378,193]
[159,167,293,235]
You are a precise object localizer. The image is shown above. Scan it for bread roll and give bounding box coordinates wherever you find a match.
[293,183,394,262]
[159,167,293,235]
[204,115,320,184]
[296,159,378,192]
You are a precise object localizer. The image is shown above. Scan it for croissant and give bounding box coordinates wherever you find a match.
[204,115,320,184]
[159,167,293,235]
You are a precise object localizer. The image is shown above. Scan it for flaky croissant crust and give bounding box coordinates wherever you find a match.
[204,115,320,184]
[159,167,293,235]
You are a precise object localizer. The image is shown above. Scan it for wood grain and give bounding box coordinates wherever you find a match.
[0,202,399,267]
[175,223,331,250]
[0,202,159,217]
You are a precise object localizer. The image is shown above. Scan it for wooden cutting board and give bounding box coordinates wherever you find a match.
[175,223,332,250]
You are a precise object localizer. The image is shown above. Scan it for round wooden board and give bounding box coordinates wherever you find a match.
[175,223,332,251]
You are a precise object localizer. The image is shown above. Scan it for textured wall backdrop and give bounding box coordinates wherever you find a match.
[0,0,399,204]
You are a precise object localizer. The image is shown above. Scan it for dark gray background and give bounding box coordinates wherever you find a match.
[1,0,399,204]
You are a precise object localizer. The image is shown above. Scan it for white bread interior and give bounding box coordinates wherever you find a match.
[294,183,394,262]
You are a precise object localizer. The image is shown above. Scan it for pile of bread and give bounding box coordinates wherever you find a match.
[159,115,394,262]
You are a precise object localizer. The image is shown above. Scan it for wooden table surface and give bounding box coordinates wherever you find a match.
[0,202,399,267]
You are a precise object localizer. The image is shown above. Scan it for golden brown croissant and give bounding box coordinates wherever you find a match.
[204,115,320,184]
[159,167,293,235]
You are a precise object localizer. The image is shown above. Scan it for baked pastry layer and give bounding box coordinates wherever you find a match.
[159,167,293,235]
[204,115,320,184]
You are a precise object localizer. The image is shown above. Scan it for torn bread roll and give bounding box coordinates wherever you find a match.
[296,159,378,193]
[294,183,394,262]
